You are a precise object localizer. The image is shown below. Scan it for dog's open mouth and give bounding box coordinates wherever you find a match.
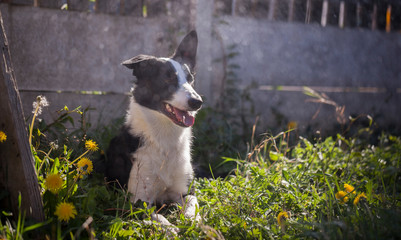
[162,103,195,127]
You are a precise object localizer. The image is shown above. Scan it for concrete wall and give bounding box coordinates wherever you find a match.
[2,2,401,135]
[204,15,401,134]
[2,4,192,127]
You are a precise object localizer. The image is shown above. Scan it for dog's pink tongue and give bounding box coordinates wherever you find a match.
[175,108,195,127]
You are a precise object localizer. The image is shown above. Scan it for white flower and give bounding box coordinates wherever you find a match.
[32,95,49,117]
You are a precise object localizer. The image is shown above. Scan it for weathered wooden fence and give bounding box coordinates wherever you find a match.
[1,0,400,135]
[216,0,401,32]
[6,0,401,32]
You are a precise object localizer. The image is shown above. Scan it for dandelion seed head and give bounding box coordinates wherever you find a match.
[32,95,49,117]
[32,101,41,116]
[37,95,49,107]
[50,141,59,150]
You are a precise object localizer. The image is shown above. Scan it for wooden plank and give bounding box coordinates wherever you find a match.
[267,0,276,20]
[321,0,328,27]
[371,4,377,30]
[305,0,312,23]
[10,0,33,5]
[146,0,167,17]
[386,4,391,32]
[356,2,362,28]
[38,0,63,9]
[288,0,295,22]
[96,0,121,15]
[231,0,237,16]
[122,0,142,16]
[68,0,89,12]
[0,10,44,221]
[339,1,345,28]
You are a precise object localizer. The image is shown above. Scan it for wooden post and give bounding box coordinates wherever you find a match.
[305,0,312,24]
[321,0,328,27]
[231,0,237,16]
[0,11,44,221]
[339,1,345,28]
[386,4,391,33]
[356,1,362,28]
[288,0,295,22]
[267,0,276,21]
[371,3,377,30]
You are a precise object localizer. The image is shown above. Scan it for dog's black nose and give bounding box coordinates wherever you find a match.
[188,98,203,110]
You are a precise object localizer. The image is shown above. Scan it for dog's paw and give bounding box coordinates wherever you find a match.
[183,195,201,222]
[147,213,179,235]
[150,212,172,226]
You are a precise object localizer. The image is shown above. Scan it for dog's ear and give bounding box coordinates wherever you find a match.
[121,55,155,69]
[172,30,198,71]
[121,55,157,78]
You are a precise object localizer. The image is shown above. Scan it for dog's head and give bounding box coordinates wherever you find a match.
[122,31,202,128]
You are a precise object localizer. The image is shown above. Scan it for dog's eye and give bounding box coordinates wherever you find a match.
[187,72,195,85]
[183,64,195,84]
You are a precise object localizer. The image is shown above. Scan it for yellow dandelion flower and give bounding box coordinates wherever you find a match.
[85,139,99,152]
[353,192,367,205]
[77,157,93,177]
[44,173,64,194]
[0,131,7,143]
[344,183,355,193]
[277,211,289,226]
[335,191,349,204]
[54,202,77,222]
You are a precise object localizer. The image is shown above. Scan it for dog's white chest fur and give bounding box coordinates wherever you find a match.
[126,100,194,205]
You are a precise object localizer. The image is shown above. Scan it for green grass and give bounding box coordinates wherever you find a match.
[1,102,401,239]
[195,133,401,239]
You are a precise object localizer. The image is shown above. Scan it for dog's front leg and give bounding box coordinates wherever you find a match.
[183,195,201,221]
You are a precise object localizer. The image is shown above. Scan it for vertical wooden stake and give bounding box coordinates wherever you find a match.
[339,1,345,28]
[268,0,276,21]
[356,1,362,28]
[305,0,312,24]
[371,3,377,30]
[120,0,125,15]
[288,0,295,22]
[321,0,328,27]
[386,4,391,33]
[231,0,237,16]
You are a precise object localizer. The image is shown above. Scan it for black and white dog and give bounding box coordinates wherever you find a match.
[104,31,202,224]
